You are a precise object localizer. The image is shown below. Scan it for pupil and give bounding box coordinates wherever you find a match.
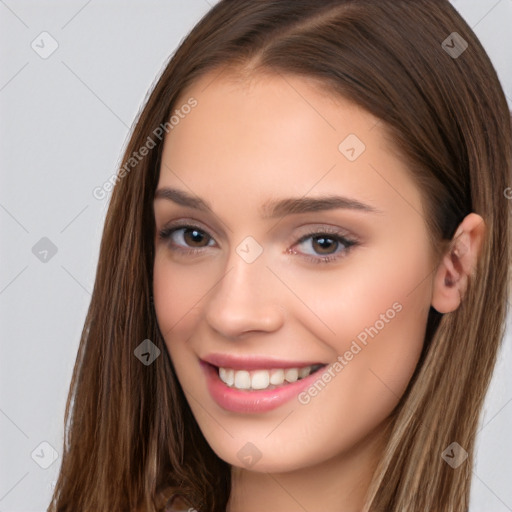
[313,236,337,254]
[184,228,208,246]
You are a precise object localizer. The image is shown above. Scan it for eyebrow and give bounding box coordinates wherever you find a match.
[261,195,382,217]
[154,187,382,217]
[154,187,211,212]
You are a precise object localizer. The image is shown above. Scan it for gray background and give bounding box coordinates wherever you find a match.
[0,1,511,511]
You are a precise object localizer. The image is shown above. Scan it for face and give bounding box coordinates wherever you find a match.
[153,69,436,473]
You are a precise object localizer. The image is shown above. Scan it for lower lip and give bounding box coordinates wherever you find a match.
[200,361,326,414]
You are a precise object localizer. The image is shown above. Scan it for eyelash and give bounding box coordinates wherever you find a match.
[158,224,359,264]
[291,228,358,264]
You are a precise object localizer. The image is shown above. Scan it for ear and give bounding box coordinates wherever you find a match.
[431,213,486,314]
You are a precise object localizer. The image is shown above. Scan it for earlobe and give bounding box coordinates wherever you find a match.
[431,213,485,314]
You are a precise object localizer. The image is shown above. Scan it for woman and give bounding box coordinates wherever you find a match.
[49,1,511,511]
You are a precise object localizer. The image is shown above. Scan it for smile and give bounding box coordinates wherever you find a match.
[200,356,328,413]
[218,364,324,391]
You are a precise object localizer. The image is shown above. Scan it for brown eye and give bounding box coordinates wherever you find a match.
[159,225,215,251]
[291,230,358,264]
[182,228,211,247]
[311,235,338,255]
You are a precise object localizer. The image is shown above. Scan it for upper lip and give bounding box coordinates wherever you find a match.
[202,353,327,371]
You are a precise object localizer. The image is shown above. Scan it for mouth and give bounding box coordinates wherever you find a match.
[216,363,326,391]
[199,357,329,413]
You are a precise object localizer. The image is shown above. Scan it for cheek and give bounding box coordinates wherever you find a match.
[280,237,431,342]
[287,240,432,417]
[153,257,214,399]
[152,254,214,352]
[153,252,218,332]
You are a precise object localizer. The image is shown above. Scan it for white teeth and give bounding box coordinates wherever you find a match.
[269,369,285,385]
[219,367,234,386]
[251,370,270,390]
[218,365,317,391]
[234,370,251,389]
[284,368,298,383]
[298,366,312,379]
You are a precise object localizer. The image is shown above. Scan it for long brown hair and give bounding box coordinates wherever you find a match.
[49,1,511,511]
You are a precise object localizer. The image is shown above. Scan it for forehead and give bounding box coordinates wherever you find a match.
[158,69,424,221]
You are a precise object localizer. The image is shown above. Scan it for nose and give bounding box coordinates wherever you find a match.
[204,248,285,338]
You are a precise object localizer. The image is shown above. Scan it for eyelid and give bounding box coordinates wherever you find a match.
[288,226,359,263]
[158,218,222,245]
[292,223,355,239]
[287,223,358,248]
[158,220,360,263]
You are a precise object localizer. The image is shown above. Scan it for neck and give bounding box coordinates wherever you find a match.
[226,420,390,512]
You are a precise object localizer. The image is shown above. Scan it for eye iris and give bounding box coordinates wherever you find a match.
[312,235,338,254]
[184,228,209,247]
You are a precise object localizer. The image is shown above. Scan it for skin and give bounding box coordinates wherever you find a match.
[152,68,485,512]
